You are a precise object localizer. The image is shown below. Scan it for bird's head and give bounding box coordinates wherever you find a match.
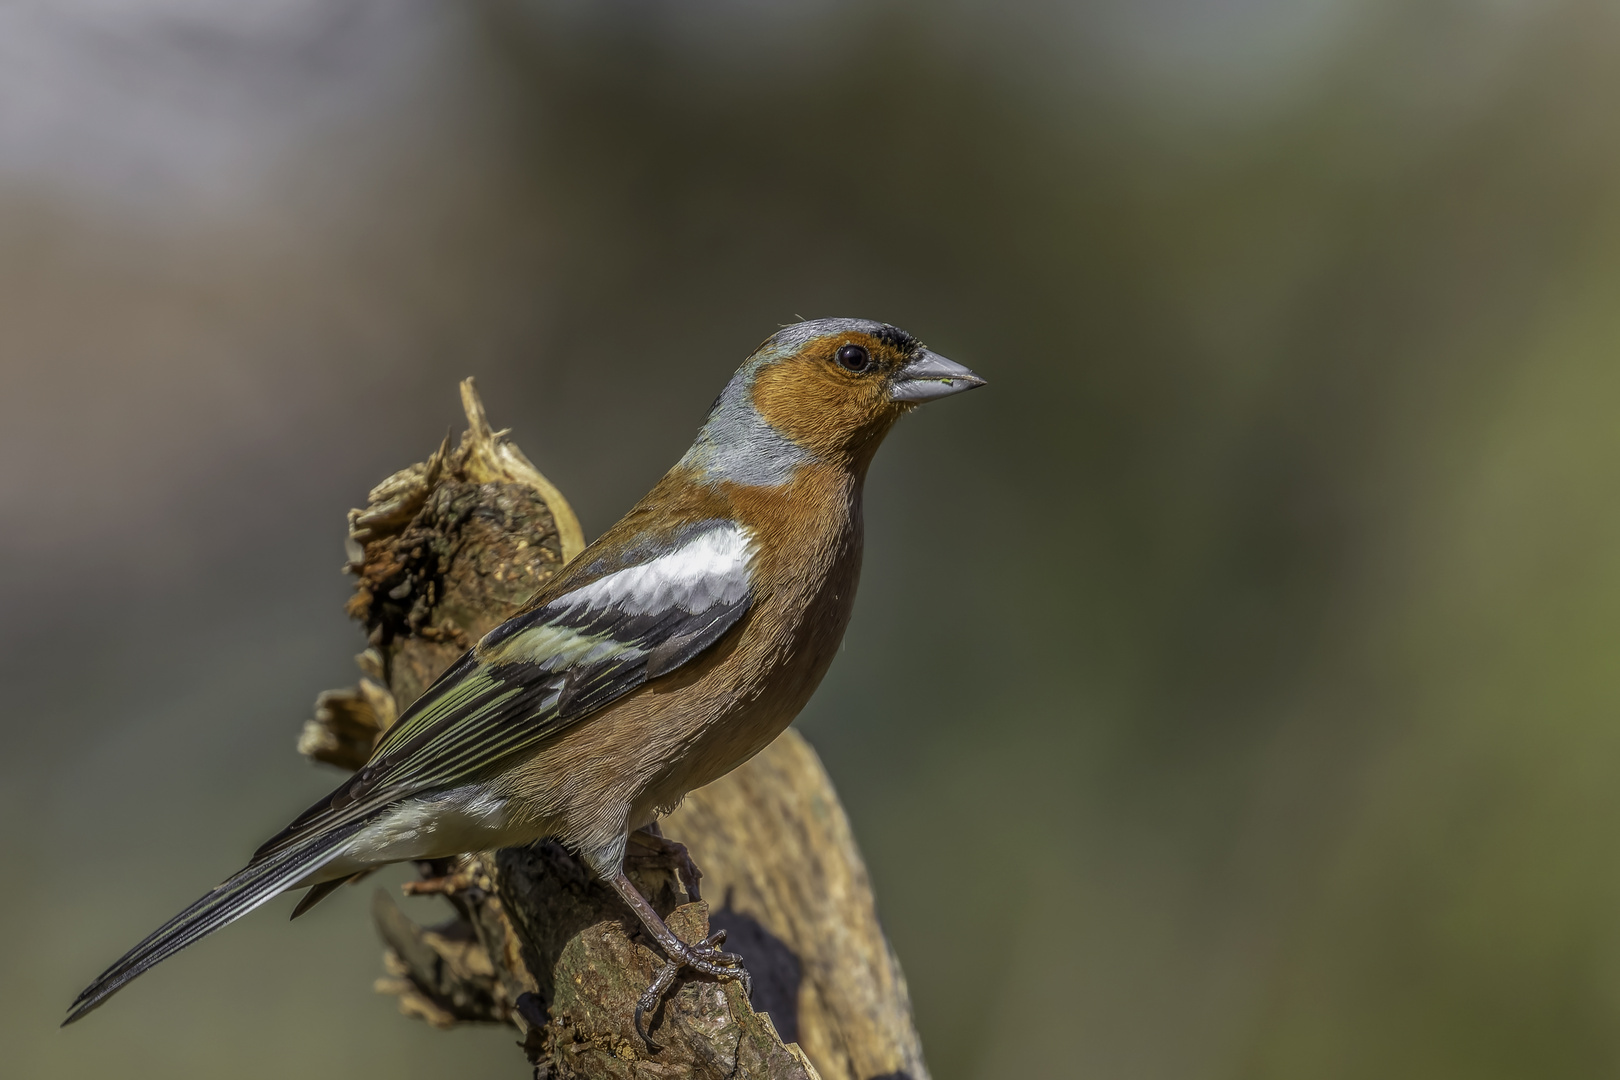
[682,318,985,485]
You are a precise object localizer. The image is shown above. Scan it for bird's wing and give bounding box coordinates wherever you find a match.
[254,518,754,860]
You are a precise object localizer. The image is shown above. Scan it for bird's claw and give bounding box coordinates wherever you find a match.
[633,962,680,1049]
[632,928,751,1050]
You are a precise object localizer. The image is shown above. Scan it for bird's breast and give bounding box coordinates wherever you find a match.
[647,467,865,789]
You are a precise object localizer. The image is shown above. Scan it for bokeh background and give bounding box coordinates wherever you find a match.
[6,1,1620,1077]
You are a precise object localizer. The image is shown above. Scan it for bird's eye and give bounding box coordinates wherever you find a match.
[835,344,871,373]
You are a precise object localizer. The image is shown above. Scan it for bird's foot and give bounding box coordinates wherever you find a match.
[633,928,751,1049]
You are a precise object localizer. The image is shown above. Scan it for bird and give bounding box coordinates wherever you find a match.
[65,317,984,1034]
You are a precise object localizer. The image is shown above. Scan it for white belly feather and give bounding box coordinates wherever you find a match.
[302,783,531,885]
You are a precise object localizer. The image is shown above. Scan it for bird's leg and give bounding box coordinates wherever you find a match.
[610,870,749,1048]
[609,871,743,978]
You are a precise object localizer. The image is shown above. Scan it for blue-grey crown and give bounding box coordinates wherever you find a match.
[759,317,918,358]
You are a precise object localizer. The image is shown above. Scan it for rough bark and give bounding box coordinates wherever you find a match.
[299,380,928,1080]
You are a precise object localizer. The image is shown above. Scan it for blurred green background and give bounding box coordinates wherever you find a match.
[6,1,1620,1077]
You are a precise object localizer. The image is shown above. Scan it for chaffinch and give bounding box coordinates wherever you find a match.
[67,317,984,1031]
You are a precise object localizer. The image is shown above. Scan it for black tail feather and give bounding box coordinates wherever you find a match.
[64,821,366,1024]
[289,876,355,920]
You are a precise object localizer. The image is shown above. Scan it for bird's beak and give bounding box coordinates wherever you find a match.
[890,349,987,402]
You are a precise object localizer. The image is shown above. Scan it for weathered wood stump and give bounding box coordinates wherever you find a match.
[298,381,929,1080]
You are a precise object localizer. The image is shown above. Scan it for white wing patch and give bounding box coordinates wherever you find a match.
[480,522,755,668]
[562,523,754,616]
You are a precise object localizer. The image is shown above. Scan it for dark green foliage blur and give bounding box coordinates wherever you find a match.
[6,2,1620,1077]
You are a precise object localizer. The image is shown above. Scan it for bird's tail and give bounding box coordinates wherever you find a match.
[63,819,367,1024]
